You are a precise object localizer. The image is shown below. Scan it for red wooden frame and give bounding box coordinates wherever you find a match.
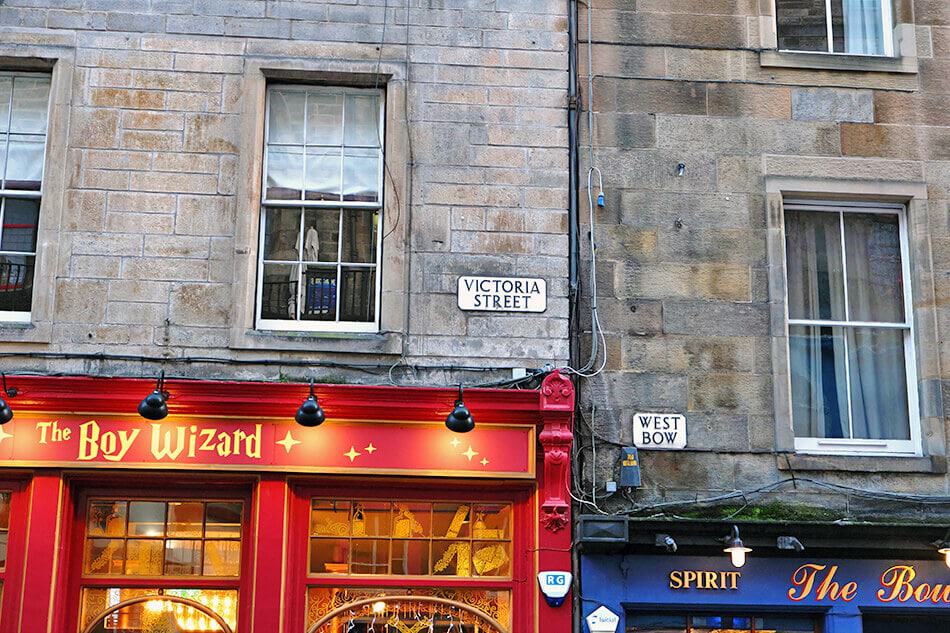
[285,477,536,633]
[0,372,574,633]
[59,477,256,633]
[0,476,28,633]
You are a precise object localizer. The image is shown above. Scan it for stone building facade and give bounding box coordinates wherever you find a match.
[0,0,570,385]
[575,1,949,522]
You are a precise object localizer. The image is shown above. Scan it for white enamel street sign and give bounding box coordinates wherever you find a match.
[586,606,620,633]
[457,276,546,313]
[633,412,687,450]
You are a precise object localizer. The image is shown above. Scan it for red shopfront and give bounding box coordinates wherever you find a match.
[0,371,574,633]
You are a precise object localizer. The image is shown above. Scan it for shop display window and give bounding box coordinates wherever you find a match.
[627,612,820,633]
[308,500,512,578]
[77,497,245,633]
[863,613,950,633]
[0,491,9,607]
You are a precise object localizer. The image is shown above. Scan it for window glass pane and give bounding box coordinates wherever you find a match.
[342,149,380,202]
[776,0,831,51]
[265,146,303,200]
[350,538,389,575]
[304,147,342,201]
[0,253,35,312]
[88,501,127,537]
[204,539,241,576]
[301,266,337,321]
[311,500,351,536]
[830,0,846,53]
[125,539,165,575]
[0,77,11,133]
[0,491,9,528]
[10,77,49,134]
[128,502,166,537]
[85,538,126,575]
[268,89,305,145]
[263,207,301,261]
[692,615,753,630]
[310,537,349,574]
[339,267,375,322]
[473,504,510,540]
[626,612,687,632]
[393,502,431,537]
[340,210,377,264]
[789,325,849,439]
[166,502,203,538]
[344,94,380,147]
[165,539,202,575]
[1,198,40,253]
[81,588,238,633]
[432,540,468,576]
[303,208,340,263]
[472,541,510,577]
[390,539,429,575]
[848,327,910,440]
[844,213,903,323]
[785,210,845,321]
[306,92,343,146]
[0,531,7,570]
[205,502,242,538]
[864,615,950,633]
[260,262,299,320]
[351,501,390,537]
[756,615,820,632]
[433,503,471,539]
[840,0,885,54]
[4,134,44,190]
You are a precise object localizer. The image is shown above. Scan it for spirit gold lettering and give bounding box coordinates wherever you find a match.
[668,570,740,590]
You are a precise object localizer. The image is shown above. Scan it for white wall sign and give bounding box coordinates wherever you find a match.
[586,606,620,633]
[633,412,687,449]
[457,276,546,313]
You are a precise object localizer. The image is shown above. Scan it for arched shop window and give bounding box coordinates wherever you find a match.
[297,495,519,633]
[76,497,246,632]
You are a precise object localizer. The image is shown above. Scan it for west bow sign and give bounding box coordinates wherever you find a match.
[0,414,535,478]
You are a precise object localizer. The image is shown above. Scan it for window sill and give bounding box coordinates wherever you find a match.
[760,50,918,74]
[231,328,403,355]
[0,320,50,344]
[777,453,946,474]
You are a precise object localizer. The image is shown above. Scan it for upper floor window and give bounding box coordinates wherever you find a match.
[784,202,918,455]
[0,73,50,323]
[257,85,384,333]
[775,0,894,56]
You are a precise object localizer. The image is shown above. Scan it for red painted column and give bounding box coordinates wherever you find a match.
[250,474,289,633]
[537,371,575,633]
[17,470,65,633]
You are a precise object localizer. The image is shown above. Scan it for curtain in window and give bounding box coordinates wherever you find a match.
[843,0,885,55]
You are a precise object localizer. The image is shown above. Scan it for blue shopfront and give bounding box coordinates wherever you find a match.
[581,554,950,633]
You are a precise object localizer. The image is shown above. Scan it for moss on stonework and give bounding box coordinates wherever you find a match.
[669,502,843,523]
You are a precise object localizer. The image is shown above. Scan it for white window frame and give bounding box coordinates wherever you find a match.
[773,0,895,57]
[255,84,385,334]
[783,200,920,456]
[0,71,51,324]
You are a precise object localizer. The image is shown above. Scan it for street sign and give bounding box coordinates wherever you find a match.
[633,412,687,450]
[457,276,546,313]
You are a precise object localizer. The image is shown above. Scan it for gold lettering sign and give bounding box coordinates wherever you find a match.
[669,570,741,590]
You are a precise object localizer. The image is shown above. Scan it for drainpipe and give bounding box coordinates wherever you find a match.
[567,0,581,370]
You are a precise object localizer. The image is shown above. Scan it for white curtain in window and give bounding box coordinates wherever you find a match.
[843,0,885,55]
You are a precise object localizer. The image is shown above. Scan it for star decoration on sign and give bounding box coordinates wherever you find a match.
[0,426,12,447]
[462,445,479,461]
[480,458,490,466]
[344,446,362,462]
[364,443,377,454]
[449,437,461,448]
[276,430,301,454]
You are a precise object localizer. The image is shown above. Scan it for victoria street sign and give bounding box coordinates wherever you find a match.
[457,276,546,313]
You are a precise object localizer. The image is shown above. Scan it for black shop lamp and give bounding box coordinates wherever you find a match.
[721,525,752,568]
[0,373,17,425]
[445,385,475,433]
[137,370,169,421]
[295,378,326,427]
